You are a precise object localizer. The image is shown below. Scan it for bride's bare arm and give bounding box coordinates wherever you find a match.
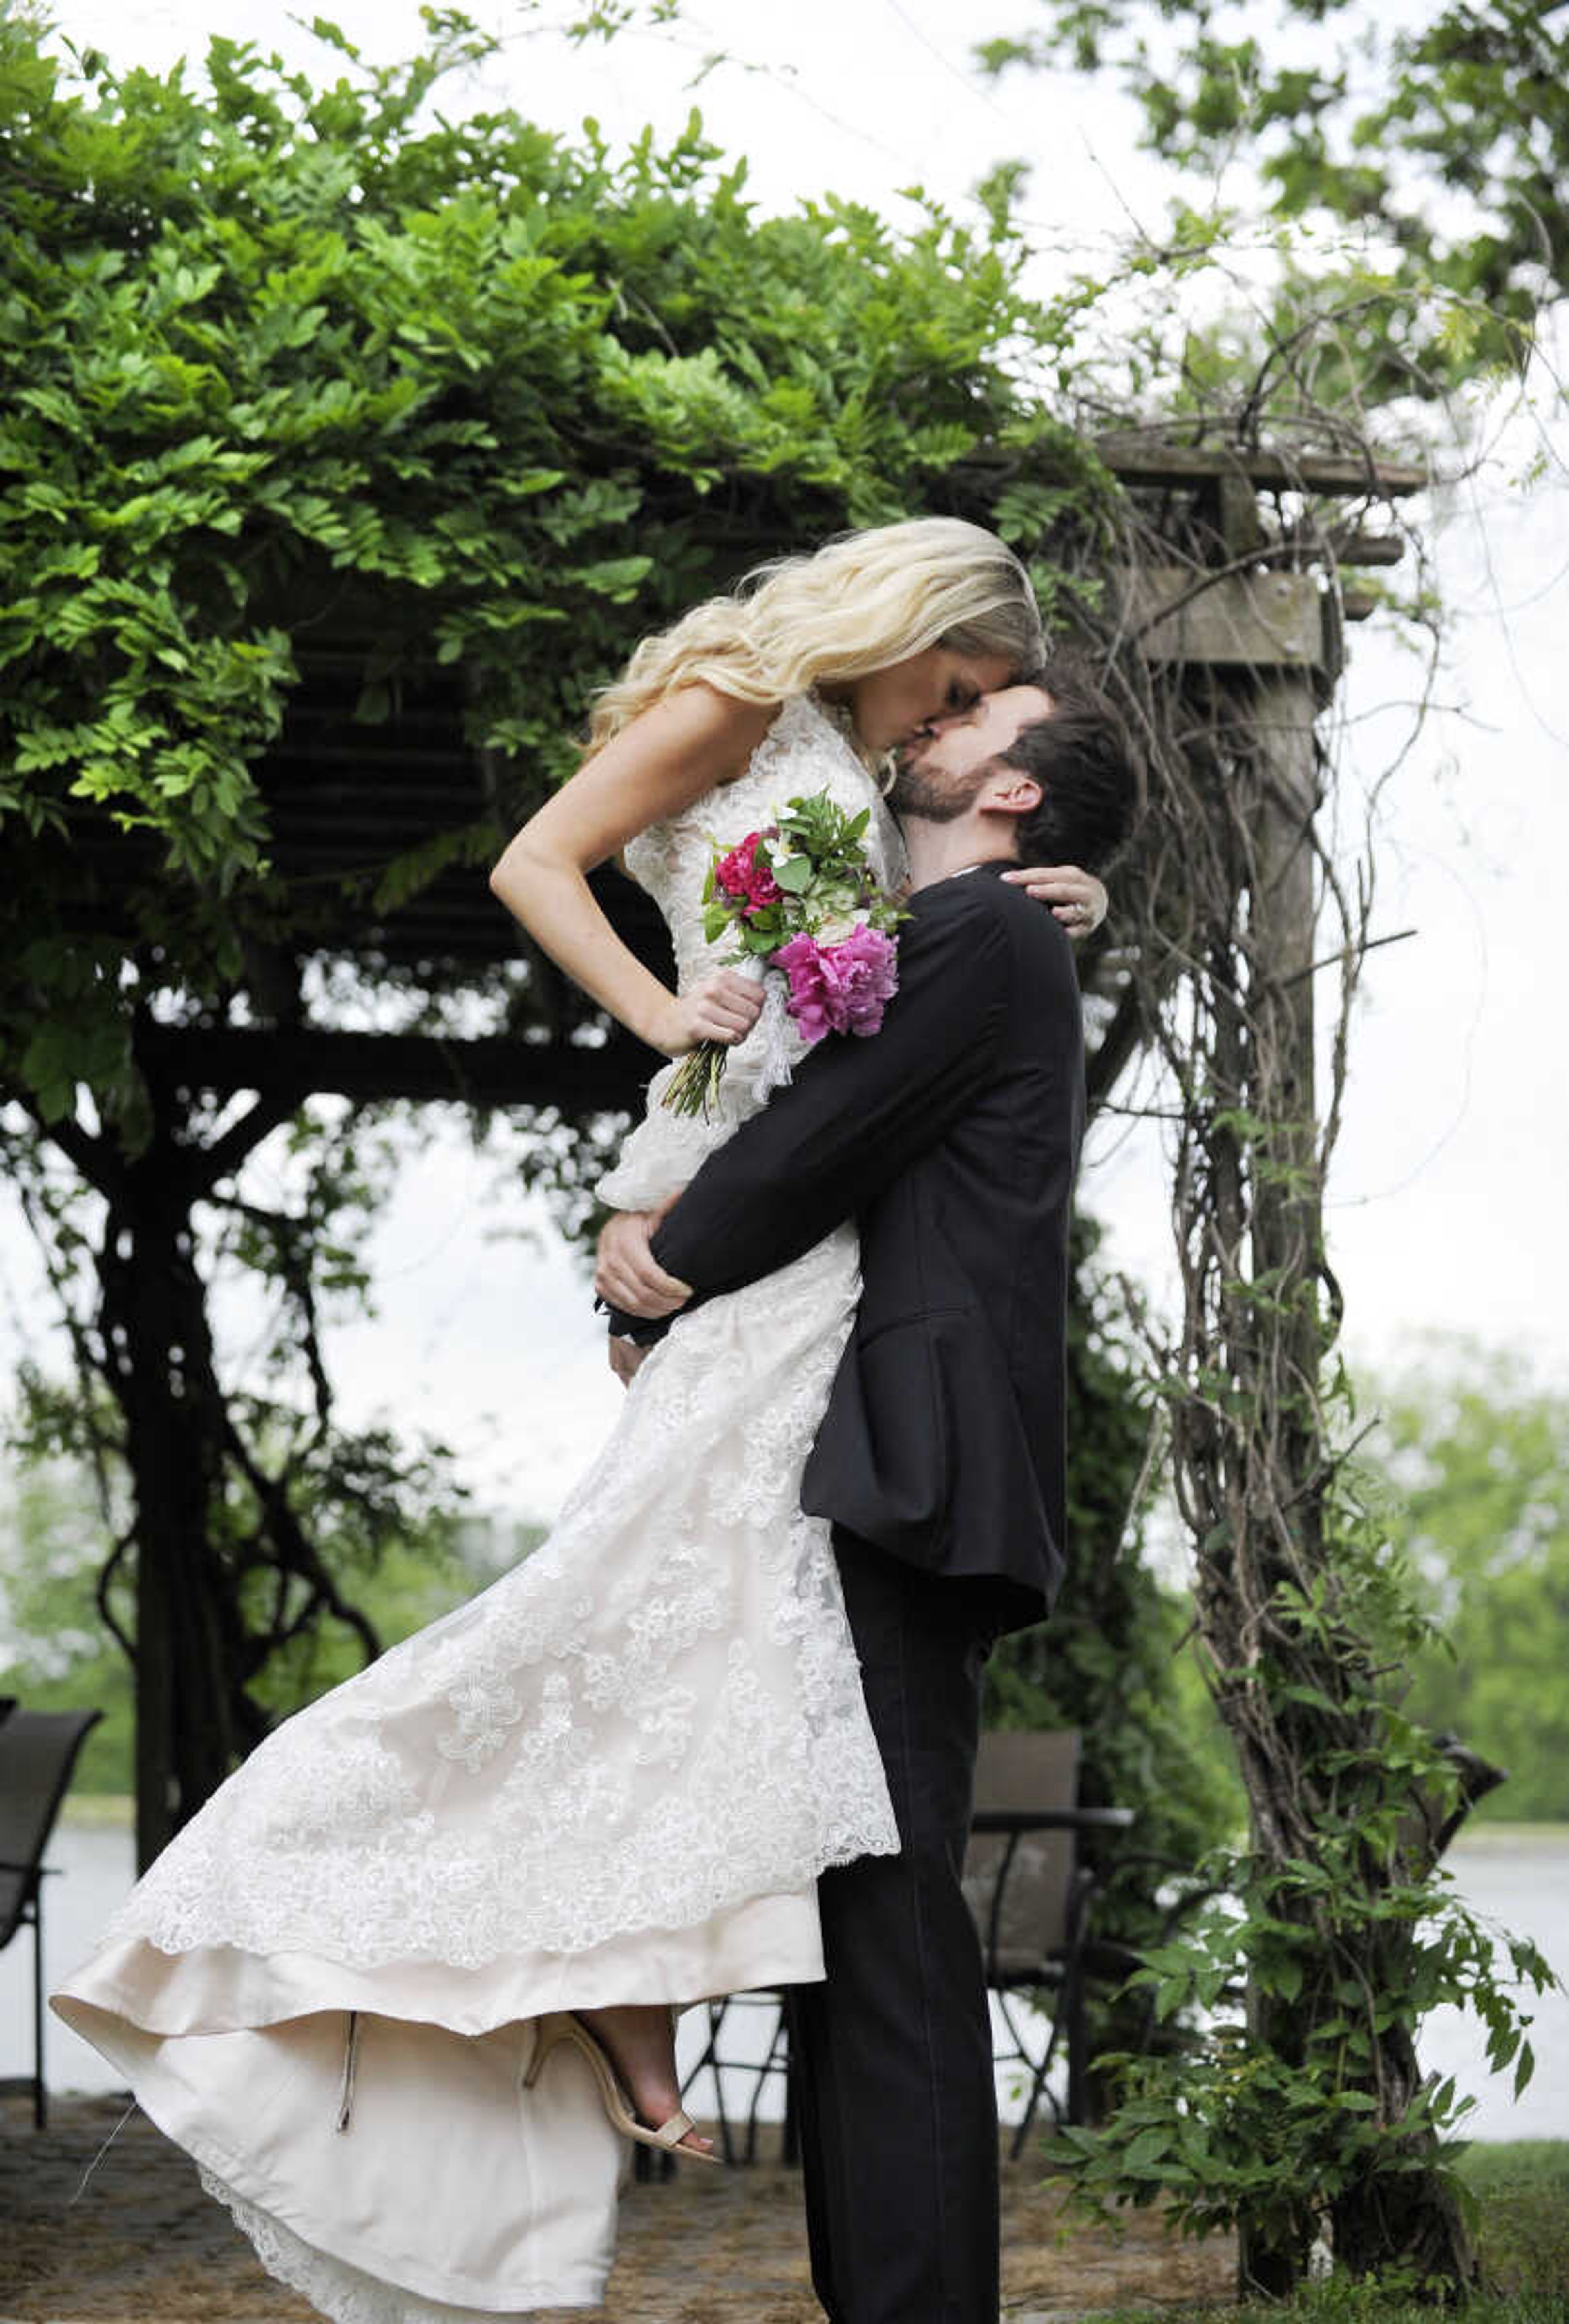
[489,685,777,1055]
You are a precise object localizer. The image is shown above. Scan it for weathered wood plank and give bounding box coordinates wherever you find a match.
[1096,435,1426,498]
[1330,531,1407,567]
[1120,567,1332,671]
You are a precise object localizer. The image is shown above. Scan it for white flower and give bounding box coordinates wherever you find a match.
[814,909,871,945]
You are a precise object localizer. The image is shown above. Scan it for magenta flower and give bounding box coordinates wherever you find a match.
[713,833,782,919]
[773,924,900,1045]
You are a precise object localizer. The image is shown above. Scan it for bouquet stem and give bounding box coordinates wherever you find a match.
[663,1039,730,1119]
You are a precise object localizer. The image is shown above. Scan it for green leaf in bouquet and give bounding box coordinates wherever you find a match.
[702,901,733,944]
[773,853,813,894]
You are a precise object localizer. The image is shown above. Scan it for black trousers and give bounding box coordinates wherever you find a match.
[786,1527,1007,2324]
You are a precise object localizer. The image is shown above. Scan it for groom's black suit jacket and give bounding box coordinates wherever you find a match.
[630,860,1085,1631]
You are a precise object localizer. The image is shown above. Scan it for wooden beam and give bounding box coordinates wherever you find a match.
[140,1025,655,1113]
[1121,567,1335,674]
[1096,436,1426,498]
[1330,531,1406,568]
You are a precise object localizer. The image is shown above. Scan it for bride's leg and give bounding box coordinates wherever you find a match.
[574,2004,715,2159]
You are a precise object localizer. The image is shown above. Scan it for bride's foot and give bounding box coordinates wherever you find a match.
[574,2005,715,2161]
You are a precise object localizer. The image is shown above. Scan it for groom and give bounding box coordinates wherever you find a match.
[599,659,1134,2324]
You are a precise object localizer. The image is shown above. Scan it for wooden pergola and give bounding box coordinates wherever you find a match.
[56,431,1425,1880]
[117,437,1421,1129]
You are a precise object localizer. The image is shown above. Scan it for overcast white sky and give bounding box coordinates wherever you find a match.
[4,0,1566,1522]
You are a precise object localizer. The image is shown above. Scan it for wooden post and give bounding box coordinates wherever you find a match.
[1102,448,1472,2293]
[1237,665,1324,1446]
[101,1144,242,1870]
[1229,666,1328,2298]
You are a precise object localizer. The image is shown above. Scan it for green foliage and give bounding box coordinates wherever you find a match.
[988,1220,1238,1849]
[698,795,901,957]
[0,1445,133,1793]
[0,1100,480,1764]
[1359,1344,1569,1823]
[1042,1378,1559,2268]
[1088,2259,1568,2324]
[986,1219,1241,2088]
[0,9,1109,1135]
[981,0,1567,393]
[0,1435,486,1791]
[1056,1873,1550,2234]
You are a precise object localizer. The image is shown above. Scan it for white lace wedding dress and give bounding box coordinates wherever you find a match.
[54,694,902,2321]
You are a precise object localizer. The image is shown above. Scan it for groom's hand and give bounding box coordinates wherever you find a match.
[595,1205,692,1320]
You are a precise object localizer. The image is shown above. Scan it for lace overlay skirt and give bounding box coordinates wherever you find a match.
[56,1218,899,2319]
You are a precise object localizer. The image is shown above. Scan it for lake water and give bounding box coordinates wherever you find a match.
[7,1812,1566,2140]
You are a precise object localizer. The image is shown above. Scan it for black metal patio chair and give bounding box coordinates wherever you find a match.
[962,1727,1147,2155]
[0,1704,103,2127]
[677,1988,798,2170]
[682,1728,1145,2167]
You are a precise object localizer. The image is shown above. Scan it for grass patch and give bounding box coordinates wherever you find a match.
[1463,2140,1569,2304]
[1088,2293,1565,2324]
[59,1792,134,1829]
[1080,2147,1568,2323]
[1462,2141,1569,2196]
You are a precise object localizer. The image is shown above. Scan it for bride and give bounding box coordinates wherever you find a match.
[55,517,1106,2322]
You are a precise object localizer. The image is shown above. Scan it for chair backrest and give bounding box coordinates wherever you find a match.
[1397,1732,1508,1873]
[963,1728,1081,1980]
[0,1707,103,1948]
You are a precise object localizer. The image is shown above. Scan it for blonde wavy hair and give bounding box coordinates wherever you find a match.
[585,518,1044,758]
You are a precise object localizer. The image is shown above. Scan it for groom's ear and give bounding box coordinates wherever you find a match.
[981,768,1043,820]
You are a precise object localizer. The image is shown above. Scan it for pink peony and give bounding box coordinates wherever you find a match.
[713,833,782,918]
[773,924,900,1045]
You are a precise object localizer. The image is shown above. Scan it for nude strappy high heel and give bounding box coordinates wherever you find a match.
[523,2011,720,2164]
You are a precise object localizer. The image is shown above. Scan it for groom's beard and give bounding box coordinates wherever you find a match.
[886,757,993,825]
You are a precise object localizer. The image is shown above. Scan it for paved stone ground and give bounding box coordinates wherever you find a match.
[0,2098,1236,2324]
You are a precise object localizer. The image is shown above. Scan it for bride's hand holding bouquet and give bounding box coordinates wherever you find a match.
[663,790,908,1119]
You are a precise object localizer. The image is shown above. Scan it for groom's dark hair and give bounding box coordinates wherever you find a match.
[999,650,1139,874]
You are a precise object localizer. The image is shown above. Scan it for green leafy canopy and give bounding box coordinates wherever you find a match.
[979,0,1567,392]
[0,8,1109,1134]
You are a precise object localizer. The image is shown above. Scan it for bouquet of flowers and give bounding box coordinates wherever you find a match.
[662,790,908,1118]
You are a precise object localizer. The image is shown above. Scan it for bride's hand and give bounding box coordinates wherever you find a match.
[1001,863,1107,940]
[653,970,764,1057]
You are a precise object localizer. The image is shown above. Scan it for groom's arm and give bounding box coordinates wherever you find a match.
[617,878,1014,1328]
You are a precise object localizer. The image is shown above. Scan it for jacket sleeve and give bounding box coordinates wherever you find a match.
[643,879,1012,1309]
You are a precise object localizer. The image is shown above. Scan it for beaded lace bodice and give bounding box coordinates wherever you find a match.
[625,690,903,987]
[599,691,905,1208]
